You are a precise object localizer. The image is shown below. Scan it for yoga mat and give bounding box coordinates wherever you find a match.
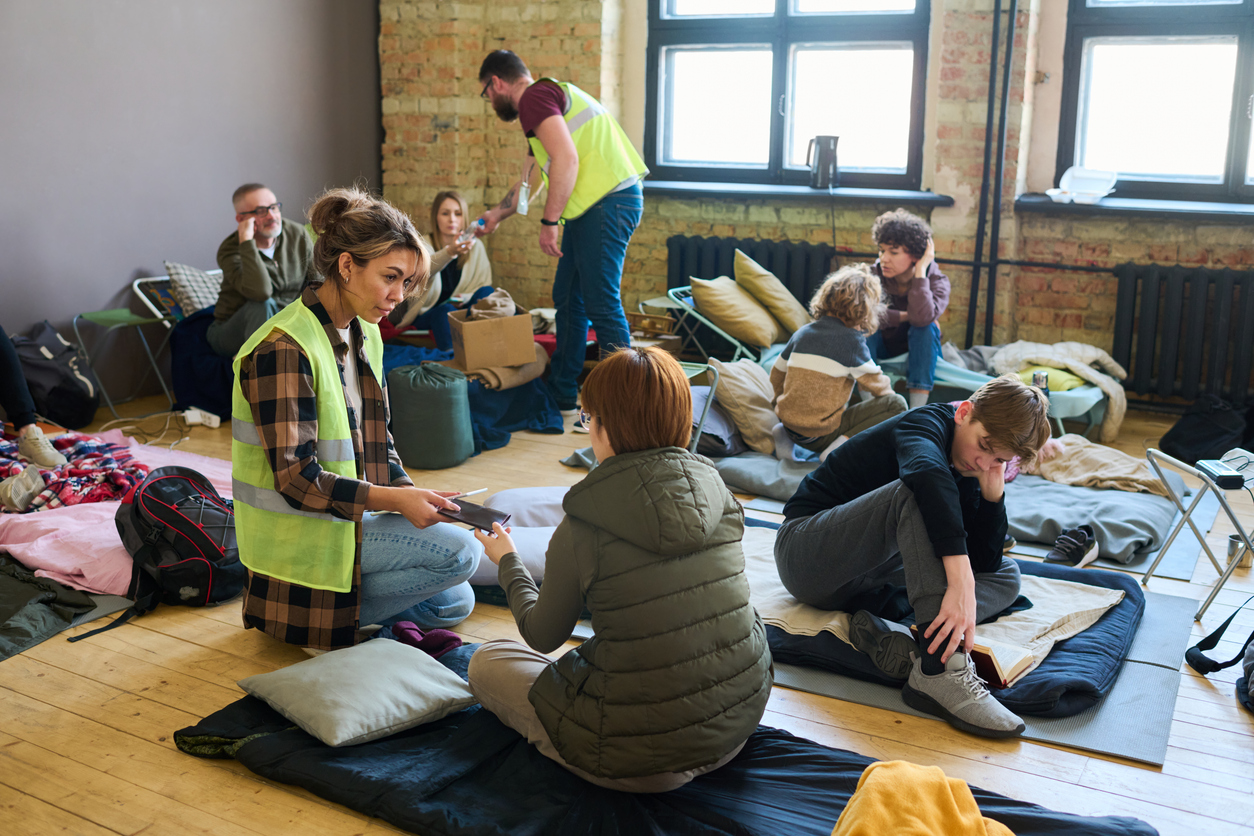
[70,594,132,627]
[1012,490,1221,581]
[771,589,1194,766]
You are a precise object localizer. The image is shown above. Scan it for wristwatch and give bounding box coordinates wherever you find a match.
[540,218,559,226]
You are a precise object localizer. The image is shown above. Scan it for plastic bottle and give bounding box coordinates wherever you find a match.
[456,218,485,245]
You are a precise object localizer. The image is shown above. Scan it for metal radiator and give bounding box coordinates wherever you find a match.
[1112,263,1254,405]
[666,235,836,304]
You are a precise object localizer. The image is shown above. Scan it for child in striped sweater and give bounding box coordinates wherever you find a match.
[770,264,908,462]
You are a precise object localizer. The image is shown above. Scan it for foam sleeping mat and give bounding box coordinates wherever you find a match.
[175,643,1156,836]
[767,558,1145,717]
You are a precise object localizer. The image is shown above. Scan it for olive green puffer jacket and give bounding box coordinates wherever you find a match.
[529,447,773,779]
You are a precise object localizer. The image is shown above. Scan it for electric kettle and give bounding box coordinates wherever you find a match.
[806,136,839,189]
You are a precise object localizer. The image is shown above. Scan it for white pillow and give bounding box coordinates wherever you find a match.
[236,640,477,747]
[484,486,567,527]
[469,525,557,585]
[163,261,222,316]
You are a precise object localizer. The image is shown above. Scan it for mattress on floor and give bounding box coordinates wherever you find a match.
[174,642,1156,836]
[768,559,1145,717]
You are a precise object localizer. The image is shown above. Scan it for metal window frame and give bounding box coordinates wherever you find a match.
[1056,0,1254,201]
[644,0,930,189]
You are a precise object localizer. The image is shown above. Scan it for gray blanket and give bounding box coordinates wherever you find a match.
[1004,473,1186,563]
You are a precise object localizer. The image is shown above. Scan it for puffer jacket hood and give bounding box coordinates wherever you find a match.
[562,447,730,556]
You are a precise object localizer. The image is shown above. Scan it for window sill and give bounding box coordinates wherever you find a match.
[642,180,954,207]
[1016,193,1254,224]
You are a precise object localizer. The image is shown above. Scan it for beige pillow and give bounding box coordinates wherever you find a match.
[690,276,787,349]
[733,250,813,335]
[709,358,777,454]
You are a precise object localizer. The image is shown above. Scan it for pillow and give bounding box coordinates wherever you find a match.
[709,357,778,455]
[733,250,813,335]
[1017,365,1086,392]
[163,261,222,317]
[236,639,477,747]
[484,486,567,528]
[690,276,787,349]
[469,525,558,585]
[692,384,748,458]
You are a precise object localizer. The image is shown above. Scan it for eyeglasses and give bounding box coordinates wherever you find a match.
[240,202,282,217]
[579,410,594,427]
[480,78,493,99]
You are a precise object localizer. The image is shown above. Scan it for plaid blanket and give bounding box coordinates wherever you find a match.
[0,433,149,513]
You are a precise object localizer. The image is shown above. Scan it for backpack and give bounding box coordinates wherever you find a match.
[1160,394,1247,465]
[10,321,101,429]
[1185,593,1254,715]
[69,466,244,641]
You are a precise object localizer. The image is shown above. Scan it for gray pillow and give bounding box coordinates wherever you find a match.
[237,639,477,747]
[692,385,748,457]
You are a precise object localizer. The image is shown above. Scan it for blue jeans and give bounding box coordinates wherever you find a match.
[867,322,942,391]
[408,286,497,351]
[549,184,643,409]
[358,513,481,628]
[206,298,281,357]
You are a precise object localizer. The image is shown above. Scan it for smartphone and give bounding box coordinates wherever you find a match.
[437,498,512,532]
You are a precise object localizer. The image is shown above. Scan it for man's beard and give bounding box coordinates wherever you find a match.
[493,99,519,122]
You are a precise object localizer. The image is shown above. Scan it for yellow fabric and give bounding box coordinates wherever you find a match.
[690,276,787,349]
[831,761,1015,836]
[231,299,380,592]
[1017,365,1085,391]
[526,79,649,221]
[733,249,813,334]
[708,358,778,455]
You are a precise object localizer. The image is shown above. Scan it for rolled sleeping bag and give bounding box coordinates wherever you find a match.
[387,364,474,470]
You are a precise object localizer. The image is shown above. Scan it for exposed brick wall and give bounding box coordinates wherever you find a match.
[380,0,1254,361]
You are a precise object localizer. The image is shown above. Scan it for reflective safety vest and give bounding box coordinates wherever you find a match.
[230,299,381,592]
[527,78,649,221]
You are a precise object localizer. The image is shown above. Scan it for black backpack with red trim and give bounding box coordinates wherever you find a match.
[70,466,243,641]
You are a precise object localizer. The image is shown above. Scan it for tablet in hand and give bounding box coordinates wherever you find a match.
[437,499,512,532]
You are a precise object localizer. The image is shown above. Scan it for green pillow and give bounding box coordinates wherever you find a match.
[1018,365,1086,391]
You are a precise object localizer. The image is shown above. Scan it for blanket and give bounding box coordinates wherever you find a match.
[437,341,548,390]
[1023,433,1168,496]
[990,341,1127,442]
[832,761,1013,836]
[174,643,1156,836]
[0,431,148,513]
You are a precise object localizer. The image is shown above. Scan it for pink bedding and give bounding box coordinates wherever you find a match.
[0,431,232,596]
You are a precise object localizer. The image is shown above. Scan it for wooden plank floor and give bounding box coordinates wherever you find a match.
[4,397,1253,835]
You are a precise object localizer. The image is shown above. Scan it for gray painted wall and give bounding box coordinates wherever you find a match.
[0,0,381,403]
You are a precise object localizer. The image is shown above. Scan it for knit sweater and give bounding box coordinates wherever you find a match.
[770,316,895,437]
[874,260,950,355]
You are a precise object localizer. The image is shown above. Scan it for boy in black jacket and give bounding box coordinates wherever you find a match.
[775,375,1051,738]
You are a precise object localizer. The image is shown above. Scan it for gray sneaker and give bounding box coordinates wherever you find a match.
[902,651,1026,739]
[848,610,915,681]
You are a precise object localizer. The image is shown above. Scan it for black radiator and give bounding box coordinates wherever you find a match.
[1112,263,1254,406]
[666,235,836,305]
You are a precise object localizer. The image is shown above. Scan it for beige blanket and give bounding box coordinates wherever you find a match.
[990,341,1127,443]
[435,342,548,391]
[741,527,1124,677]
[1023,433,1168,496]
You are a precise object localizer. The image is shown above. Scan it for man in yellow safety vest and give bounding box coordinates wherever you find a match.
[475,49,648,424]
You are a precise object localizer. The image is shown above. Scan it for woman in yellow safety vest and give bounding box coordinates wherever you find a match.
[231,187,480,652]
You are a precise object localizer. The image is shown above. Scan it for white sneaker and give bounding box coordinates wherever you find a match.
[18,427,66,468]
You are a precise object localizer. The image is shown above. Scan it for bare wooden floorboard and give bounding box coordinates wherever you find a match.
[4,396,1252,835]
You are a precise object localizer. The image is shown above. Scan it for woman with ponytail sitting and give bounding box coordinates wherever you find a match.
[232,187,481,652]
[388,190,495,350]
[468,346,772,791]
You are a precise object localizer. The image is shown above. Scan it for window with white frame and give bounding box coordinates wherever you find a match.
[1057,0,1254,201]
[644,0,930,189]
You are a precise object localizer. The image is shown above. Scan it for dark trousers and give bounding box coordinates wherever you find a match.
[0,324,38,429]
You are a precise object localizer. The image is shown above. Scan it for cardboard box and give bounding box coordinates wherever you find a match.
[448,309,535,370]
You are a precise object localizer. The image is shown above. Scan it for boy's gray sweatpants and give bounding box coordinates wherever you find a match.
[774,479,1020,626]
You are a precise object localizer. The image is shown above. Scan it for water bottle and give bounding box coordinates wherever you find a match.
[1032,370,1050,398]
[456,218,485,246]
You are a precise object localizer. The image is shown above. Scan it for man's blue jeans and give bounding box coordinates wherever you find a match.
[549,184,643,409]
[359,513,481,629]
[867,322,942,391]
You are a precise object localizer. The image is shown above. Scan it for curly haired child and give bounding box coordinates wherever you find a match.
[770,263,908,462]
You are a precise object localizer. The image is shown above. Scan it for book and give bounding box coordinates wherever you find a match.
[910,625,1035,689]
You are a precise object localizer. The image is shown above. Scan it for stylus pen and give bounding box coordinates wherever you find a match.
[449,488,487,500]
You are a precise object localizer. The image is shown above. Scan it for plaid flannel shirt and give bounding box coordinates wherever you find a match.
[238,286,411,650]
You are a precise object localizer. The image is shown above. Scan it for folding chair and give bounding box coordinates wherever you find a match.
[666,286,760,363]
[1141,448,1254,620]
[679,361,720,453]
[72,307,175,420]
